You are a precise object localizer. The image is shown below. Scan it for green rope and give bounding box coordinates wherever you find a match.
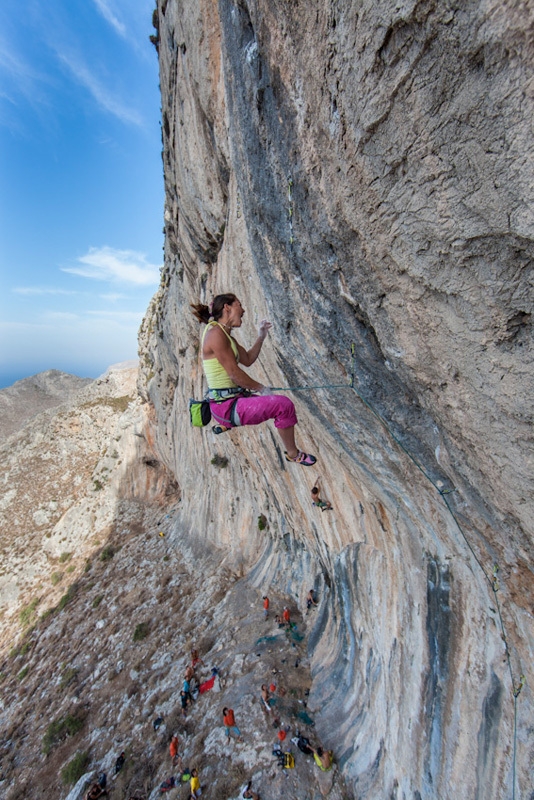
[272,343,525,791]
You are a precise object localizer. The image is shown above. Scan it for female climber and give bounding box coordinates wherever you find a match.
[191,293,316,466]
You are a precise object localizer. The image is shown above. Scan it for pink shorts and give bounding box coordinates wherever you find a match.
[210,394,298,430]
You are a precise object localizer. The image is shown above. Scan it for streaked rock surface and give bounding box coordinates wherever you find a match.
[139,1,534,798]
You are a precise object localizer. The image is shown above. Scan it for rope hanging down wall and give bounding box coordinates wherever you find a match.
[271,342,525,799]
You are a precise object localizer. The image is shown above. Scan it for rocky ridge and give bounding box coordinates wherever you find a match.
[0,371,93,443]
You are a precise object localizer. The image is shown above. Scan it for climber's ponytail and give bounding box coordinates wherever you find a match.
[190,293,237,323]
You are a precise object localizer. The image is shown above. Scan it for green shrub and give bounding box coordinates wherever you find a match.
[19,598,39,627]
[58,584,77,611]
[61,751,90,784]
[51,572,63,586]
[60,666,79,688]
[82,396,132,413]
[93,479,104,491]
[59,552,72,563]
[17,666,29,681]
[100,545,115,562]
[42,714,84,754]
[67,565,75,573]
[257,514,267,531]
[211,454,229,468]
[92,594,104,609]
[133,622,149,642]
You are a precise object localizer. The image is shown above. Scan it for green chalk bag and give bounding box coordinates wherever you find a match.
[189,398,212,427]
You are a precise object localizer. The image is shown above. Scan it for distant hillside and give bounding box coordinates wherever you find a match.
[0,371,93,442]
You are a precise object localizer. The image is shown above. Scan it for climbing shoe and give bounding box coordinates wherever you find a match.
[212,425,229,435]
[284,450,317,466]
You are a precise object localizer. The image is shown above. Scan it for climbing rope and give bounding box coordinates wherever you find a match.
[287,176,294,245]
[271,343,525,795]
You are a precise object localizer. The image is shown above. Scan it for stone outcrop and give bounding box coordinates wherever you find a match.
[140,1,534,798]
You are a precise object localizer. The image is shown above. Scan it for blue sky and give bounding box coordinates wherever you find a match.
[0,0,164,388]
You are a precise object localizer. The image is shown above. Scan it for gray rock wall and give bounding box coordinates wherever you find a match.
[141,1,533,797]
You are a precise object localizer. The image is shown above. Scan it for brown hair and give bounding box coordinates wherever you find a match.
[190,293,238,323]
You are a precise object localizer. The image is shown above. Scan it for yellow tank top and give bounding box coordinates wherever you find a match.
[201,321,240,389]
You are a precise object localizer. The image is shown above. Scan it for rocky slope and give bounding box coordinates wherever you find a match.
[0,364,151,653]
[137,1,533,798]
[0,371,93,442]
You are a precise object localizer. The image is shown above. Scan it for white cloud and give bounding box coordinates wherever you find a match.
[92,0,127,38]
[86,310,145,322]
[99,292,127,302]
[13,287,79,296]
[55,52,143,126]
[63,246,160,286]
[44,311,80,321]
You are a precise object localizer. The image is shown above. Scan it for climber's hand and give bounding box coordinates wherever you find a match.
[258,319,272,339]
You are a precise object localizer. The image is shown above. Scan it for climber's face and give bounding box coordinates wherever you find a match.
[225,298,245,327]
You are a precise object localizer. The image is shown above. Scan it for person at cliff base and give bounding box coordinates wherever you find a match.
[263,596,269,619]
[189,768,202,798]
[114,752,126,775]
[312,746,333,771]
[306,589,318,612]
[180,690,189,717]
[261,683,273,713]
[86,782,107,800]
[242,780,261,799]
[223,707,242,739]
[169,734,181,767]
[191,294,317,466]
[310,478,332,511]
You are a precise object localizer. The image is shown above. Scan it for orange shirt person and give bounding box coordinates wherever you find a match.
[223,707,241,739]
[263,596,269,619]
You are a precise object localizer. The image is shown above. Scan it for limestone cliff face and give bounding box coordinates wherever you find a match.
[142,1,533,797]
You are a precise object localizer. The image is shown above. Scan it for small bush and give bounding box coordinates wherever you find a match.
[59,552,72,563]
[93,479,104,491]
[82,396,132,413]
[42,714,84,754]
[19,598,39,628]
[19,640,31,656]
[92,594,104,609]
[100,545,115,562]
[58,584,77,611]
[84,560,91,573]
[67,565,75,573]
[211,454,229,468]
[60,666,79,688]
[133,622,149,642]
[61,751,90,785]
[51,572,63,586]
[17,666,29,681]
[257,514,268,531]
